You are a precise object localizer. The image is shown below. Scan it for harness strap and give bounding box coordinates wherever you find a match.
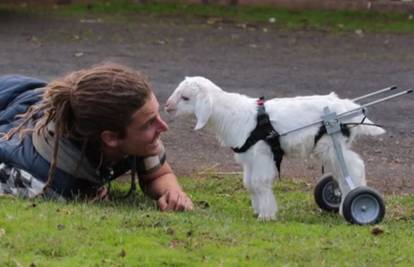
[232,97,284,176]
[314,115,382,146]
[314,124,351,145]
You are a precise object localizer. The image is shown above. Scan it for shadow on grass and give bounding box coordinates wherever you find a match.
[93,186,158,211]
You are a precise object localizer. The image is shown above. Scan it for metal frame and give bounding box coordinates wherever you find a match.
[280,86,412,191]
[280,86,412,137]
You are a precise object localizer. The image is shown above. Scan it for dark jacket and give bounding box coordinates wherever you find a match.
[0,75,166,199]
[0,75,105,198]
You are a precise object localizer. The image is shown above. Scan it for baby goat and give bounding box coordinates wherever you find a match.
[165,77,385,220]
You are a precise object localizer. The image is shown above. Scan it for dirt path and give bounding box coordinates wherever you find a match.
[0,12,413,194]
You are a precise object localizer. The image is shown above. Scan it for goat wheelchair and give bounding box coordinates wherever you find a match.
[304,86,412,225]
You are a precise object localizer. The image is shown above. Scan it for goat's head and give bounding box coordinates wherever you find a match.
[166,76,219,130]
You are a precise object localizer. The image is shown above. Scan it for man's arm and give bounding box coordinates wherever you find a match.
[139,161,193,211]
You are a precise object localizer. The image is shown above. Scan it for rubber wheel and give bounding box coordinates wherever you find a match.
[314,174,341,213]
[342,186,385,225]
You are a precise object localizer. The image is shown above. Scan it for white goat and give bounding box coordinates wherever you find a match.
[165,77,385,220]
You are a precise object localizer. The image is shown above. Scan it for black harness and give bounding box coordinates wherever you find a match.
[232,97,284,176]
[314,124,350,145]
[231,97,366,178]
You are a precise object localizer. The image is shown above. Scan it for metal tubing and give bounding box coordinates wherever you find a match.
[321,107,355,191]
[279,88,412,137]
[279,120,322,136]
[352,85,397,102]
[338,89,412,120]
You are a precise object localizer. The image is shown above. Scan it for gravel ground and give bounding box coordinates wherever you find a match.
[0,12,413,194]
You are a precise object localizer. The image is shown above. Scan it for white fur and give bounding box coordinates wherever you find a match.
[166,77,385,220]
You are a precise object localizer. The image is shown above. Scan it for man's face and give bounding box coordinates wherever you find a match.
[118,93,168,156]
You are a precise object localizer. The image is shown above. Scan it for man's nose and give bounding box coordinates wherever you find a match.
[156,116,169,132]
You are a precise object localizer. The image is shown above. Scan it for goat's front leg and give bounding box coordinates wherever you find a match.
[237,144,277,220]
[251,177,277,220]
[249,163,277,221]
[242,164,260,216]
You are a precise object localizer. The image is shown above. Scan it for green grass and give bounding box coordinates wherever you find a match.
[1,0,414,32]
[1,175,414,266]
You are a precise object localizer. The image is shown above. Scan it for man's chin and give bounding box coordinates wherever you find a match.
[145,142,161,155]
[146,150,160,157]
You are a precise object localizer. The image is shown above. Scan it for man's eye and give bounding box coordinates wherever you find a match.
[140,124,150,130]
[140,119,155,130]
[181,96,190,101]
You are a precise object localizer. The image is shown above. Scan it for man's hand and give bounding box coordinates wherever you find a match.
[140,161,193,212]
[157,190,193,211]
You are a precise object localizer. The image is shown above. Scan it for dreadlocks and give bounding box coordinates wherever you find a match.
[3,62,152,190]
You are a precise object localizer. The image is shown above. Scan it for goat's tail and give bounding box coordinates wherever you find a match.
[351,118,386,136]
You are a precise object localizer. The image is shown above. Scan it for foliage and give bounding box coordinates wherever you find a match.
[1,1,414,32]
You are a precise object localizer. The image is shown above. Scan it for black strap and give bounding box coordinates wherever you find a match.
[314,115,382,146]
[314,124,351,145]
[232,97,284,176]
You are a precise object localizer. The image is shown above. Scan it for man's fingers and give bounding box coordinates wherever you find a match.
[184,197,194,211]
[158,194,169,211]
[172,193,182,210]
[158,190,194,212]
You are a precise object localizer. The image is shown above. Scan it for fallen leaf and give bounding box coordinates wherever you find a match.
[80,19,103,24]
[166,227,175,235]
[0,228,5,237]
[236,23,247,29]
[196,200,210,209]
[371,226,384,236]
[119,249,126,257]
[206,17,222,25]
[12,259,23,267]
[355,29,364,37]
[154,40,166,45]
[169,239,180,248]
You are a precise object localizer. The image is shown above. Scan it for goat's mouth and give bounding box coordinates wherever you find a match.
[164,107,177,117]
[163,108,177,124]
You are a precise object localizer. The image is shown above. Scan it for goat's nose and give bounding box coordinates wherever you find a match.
[164,101,176,113]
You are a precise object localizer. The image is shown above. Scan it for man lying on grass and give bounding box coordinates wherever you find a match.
[0,62,193,212]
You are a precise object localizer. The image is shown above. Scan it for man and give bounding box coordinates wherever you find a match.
[0,63,193,211]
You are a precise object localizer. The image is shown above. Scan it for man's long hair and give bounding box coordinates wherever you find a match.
[3,62,152,190]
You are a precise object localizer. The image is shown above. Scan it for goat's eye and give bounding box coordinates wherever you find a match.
[181,96,190,101]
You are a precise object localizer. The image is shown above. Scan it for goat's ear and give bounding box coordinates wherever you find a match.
[194,93,212,130]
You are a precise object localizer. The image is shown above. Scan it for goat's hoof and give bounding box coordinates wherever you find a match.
[257,214,276,221]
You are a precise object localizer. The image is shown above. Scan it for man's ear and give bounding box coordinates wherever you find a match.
[101,130,120,148]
